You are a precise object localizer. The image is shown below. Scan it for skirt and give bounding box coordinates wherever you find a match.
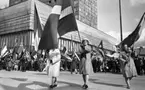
[79,54,93,75]
[47,61,60,77]
[122,57,137,78]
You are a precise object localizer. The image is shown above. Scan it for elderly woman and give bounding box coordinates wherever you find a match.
[79,39,92,89]
[119,44,137,89]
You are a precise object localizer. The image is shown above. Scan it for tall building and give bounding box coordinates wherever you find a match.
[9,0,98,29]
[73,0,98,29]
[1,0,116,52]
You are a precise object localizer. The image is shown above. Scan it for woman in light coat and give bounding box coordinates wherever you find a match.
[46,48,61,88]
[79,39,92,89]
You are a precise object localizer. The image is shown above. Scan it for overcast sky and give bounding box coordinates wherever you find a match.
[98,0,145,47]
[0,0,9,8]
[0,0,145,47]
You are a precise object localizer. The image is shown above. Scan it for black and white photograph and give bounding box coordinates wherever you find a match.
[0,0,145,90]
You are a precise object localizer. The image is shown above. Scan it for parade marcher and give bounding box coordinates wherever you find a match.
[118,44,137,89]
[60,47,69,71]
[5,50,13,71]
[70,51,79,74]
[47,48,61,88]
[19,48,27,72]
[91,51,98,73]
[79,39,92,89]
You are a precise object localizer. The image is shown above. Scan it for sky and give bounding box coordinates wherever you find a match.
[98,0,145,47]
[0,0,9,8]
[0,0,145,47]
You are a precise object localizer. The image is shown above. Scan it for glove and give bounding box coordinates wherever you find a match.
[50,60,53,64]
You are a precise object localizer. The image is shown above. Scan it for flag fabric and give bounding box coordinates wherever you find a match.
[33,30,40,51]
[12,38,18,55]
[33,5,43,51]
[38,0,62,50]
[98,40,105,57]
[119,13,145,48]
[17,42,24,54]
[58,0,78,36]
[1,45,7,57]
[98,40,103,49]
[106,53,120,59]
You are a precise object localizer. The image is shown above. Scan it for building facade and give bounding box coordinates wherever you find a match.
[2,0,116,52]
[9,0,98,29]
[73,0,98,29]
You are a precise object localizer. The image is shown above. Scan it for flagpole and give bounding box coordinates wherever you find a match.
[71,35,73,51]
[119,0,123,41]
[73,33,81,61]
[77,31,82,42]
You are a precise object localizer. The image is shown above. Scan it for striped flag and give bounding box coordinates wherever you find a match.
[32,5,43,51]
[38,0,62,50]
[58,0,78,36]
[33,30,40,51]
[1,45,8,57]
[119,13,145,48]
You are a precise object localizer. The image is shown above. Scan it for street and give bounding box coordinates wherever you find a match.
[0,70,145,90]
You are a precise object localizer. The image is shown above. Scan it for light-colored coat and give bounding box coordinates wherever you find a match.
[48,49,61,77]
[119,52,137,78]
[79,45,93,75]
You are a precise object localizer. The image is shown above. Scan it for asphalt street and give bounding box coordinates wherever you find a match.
[0,70,145,90]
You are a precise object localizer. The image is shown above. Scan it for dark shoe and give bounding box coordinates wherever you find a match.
[82,84,85,88]
[84,84,88,89]
[127,86,130,89]
[49,85,54,88]
[82,84,88,89]
[53,84,57,88]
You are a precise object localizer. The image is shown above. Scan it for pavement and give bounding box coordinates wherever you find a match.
[0,70,145,90]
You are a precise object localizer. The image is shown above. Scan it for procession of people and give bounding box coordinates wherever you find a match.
[1,38,145,89]
[0,0,145,90]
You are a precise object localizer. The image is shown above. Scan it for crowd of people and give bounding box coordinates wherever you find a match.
[0,44,145,76]
[0,40,145,89]
[0,47,45,72]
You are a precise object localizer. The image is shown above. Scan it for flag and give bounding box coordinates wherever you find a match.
[98,40,103,49]
[58,0,78,36]
[98,40,105,57]
[106,53,120,58]
[17,42,24,54]
[1,45,7,57]
[38,0,62,50]
[32,5,43,51]
[33,30,40,51]
[119,13,145,48]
